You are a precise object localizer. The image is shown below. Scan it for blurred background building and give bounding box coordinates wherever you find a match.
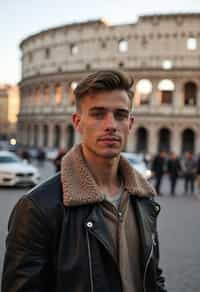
[18,13,200,154]
[0,85,19,140]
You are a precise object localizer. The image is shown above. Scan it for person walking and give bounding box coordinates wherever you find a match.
[196,153,200,196]
[151,151,167,196]
[2,70,167,292]
[167,152,181,196]
[53,148,67,172]
[182,151,197,195]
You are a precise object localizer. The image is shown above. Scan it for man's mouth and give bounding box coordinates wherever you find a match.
[98,136,121,143]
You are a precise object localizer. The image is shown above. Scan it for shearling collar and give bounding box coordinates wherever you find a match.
[61,144,156,207]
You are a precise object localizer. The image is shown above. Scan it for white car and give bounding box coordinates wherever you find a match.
[0,151,40,187]
[121,152,152,180]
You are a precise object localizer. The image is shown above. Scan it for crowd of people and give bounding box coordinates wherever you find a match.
[151,151,200,196]
[13,145,200,197]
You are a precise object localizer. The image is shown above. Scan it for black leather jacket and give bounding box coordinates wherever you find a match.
[2,173,167,292]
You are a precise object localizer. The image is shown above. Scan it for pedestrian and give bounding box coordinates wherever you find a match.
[167,152,182,196]
[196,153,200,196]
[182,151,197,195]
[151,151,167,196]
[53,148,66,172]
[20,147,31,162]
[37,147,46,166]
[2,70,167,292]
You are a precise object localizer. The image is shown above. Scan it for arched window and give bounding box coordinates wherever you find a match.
[70,44,79,55]
[158,128,171,152]
[187,37,197,50]
[118,39,128,53]
[135,79,152,105]
[67,81,77,105]
[135,127,148,153]
[182,129,195,153]
[55,84,63,105]
[35,87,40,105]
[184,82,197,106]
[158,79,175,105]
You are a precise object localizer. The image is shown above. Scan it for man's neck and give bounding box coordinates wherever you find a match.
[81,145,121,197]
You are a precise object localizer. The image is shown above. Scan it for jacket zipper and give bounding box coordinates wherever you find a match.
[143,233,155,292]
[86,230,94,292]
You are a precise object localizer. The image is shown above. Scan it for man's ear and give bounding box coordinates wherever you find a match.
[72,112,82,134]
[128,113,134,132]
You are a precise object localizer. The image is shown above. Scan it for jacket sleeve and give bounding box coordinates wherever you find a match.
[153,229,167,292]
[2,196,51,292]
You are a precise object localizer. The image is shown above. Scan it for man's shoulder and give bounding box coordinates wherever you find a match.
[25,172,63,213]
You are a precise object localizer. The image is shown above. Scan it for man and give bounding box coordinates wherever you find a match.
[182,151,197,195]
[2,70,167,292]
[197,153,200,196]
[167,152,181,196]
[151,151,167,196]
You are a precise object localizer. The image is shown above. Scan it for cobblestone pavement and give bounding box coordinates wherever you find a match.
[0,161,200,291]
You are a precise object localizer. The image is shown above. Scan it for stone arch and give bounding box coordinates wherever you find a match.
[26,124,31,146]
[33,124,39,146]
[184,81,197,106]
[55,83,63,105]
[135,79,152,105]
[135,127,148,153]
[66,124,75,150]
[181,128,195,153]
[67,81,77,105]
[43,124,49,147]
[158,79,175,105]
[158,128,171,152]
[118,39,128,52]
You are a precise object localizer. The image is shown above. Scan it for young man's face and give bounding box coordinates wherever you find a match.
[73,90,134,159]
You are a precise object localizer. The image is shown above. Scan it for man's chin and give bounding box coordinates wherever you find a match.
[100,150,120,159]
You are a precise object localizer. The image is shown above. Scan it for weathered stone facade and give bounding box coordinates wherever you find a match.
[18,14,200,154]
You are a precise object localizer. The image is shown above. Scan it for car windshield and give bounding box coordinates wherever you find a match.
[127,158,142,165]
[0,156,21,163]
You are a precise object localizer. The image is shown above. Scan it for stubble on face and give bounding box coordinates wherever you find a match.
[73,90,134,161]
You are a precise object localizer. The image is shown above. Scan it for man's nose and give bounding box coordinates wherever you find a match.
[103,113,117,131]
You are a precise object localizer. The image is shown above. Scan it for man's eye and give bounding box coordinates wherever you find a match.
[91,112,105,119]
[114,112,129,120]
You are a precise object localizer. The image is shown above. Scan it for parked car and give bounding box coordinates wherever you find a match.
[46,148,59,160]
[121,152,153,180]
[0,151,40,187]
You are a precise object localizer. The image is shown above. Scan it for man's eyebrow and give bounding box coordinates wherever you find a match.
[89,107,107,112]
[89,107,129,112]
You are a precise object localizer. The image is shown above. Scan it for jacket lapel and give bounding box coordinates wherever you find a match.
[85,205,117,264]
[133,196,160,267]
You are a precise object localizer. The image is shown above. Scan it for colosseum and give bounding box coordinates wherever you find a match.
[18,13,200,155]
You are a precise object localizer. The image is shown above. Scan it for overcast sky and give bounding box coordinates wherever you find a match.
[0,0,200,84]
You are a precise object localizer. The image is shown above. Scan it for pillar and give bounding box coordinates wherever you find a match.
[150,80,159,109]
[171,128,181,155]
[148,127,158,155]
[48,123,54,148]
[60,123,66,148]
[173,80,183,113]
[38,124,43,147]
[62,82,68,109]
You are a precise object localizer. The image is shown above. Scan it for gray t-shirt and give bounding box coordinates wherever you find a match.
[104,182,124,209]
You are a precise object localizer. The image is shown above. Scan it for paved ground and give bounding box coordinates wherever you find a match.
[0,160,200,291]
